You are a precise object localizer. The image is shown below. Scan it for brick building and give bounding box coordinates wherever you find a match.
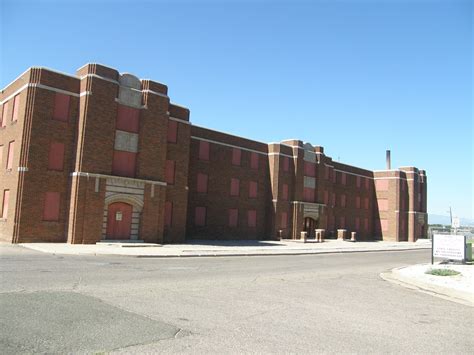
[0,64,428,244]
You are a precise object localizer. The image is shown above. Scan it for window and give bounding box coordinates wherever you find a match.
[325,166,329,180]
[282,183,289,201]
[340,194,346,208]
[364,197,369,210]
[364,218,369,231]
[281,212,288,229]
[230,178,240,197]
[249,181,258,198]
[164,201,172,227]
[378,199,388,211]
[195,206,206,226]
[52,93,70,122]
[365,178,369,189]
[248,210,257,227]
[112,150,136,177]
[232,148,241,166]
[116,104,139,133]
[341,173,347,185]
[283,156,289,172]
[332,171,336,183]
[197,173,208,193]
[167,120,178,143]
[250,152,259,170]
[356,176,361,188]
[0,102,7,127]
[376,180,389,191]
[48,142,65,171]
[11,94,20,122]
[324,190,329,204]
[355,196,361,209]
[198,141,210,161]
[304,162,315,177]
[303,187,314,202]
[228,208,238,227]
[2,190,9,219]
[43,192,60,221]
[331,192,336,207]
[6,141,14,170]
[355,217,360,231]
[165,160,175,184]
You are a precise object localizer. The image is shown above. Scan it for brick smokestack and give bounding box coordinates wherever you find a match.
[386,150,391,170]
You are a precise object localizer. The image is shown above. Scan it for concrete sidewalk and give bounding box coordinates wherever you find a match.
[18,239,431,257]
[381,263,474,306]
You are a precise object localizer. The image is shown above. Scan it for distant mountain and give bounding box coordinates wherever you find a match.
[429,214,474,227]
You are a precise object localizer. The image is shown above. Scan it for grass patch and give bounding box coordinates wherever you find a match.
[425,268,461,276]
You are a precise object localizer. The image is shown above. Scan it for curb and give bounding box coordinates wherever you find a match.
[20,244,430,258]
[380,267,473,307]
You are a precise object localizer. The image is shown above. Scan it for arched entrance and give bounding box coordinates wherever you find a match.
[304,217,317,238]
[106,202,133,239]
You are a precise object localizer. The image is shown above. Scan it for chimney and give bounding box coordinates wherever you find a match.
[386,150,391,170]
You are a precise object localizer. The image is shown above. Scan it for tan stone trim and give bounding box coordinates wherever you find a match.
[169,116,191,125]
[190,136,268,156]
[71,172,166,186]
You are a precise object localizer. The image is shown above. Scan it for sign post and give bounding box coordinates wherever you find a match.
[432,234,466,264]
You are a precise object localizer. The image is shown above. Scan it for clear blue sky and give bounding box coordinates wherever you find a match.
[1,0,472,219]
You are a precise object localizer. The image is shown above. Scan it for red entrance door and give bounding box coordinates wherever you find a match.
[106,202,133,239]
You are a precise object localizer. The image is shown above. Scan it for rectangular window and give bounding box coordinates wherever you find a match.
[303,187,315,202]
[250,152,259,170]
[364,218,369,231]
[376,179,389,191]
[304,162,316,177]
[230,178,240,197]
[378,199,388,211]
[355,196,361,209]
[6,141,14,170]
[48,142,65,171]
[381,219,389,232]
[281,212,288,229]
[232,148,241,166]
[248,210,257,227]
[249,181,258,198]
[228,208,238,227]
[340,194,346,208]
[364,197,369,210]
[355,217,360,231]
[365,178,369,189]
[52,93,70,122]
[165,160,175,184]
[282,183,289,201]
[283,156,289,172]
[356,176,361,188]
[11,94,20,122]
[197,173,208,193]
[341,173,347,185]
[332,171,336,183]
[167,120,178,143]
[116,104,139,133]
[331,192,336,207]
[0,102,7,127]
[325,166,329,180]
[43,192,60,221]
[164,201,172,227]
[198,141,210,161]
[112,150,136,177]
[2,189,9,219]
[324,190,329,204]
[195,206,206,226]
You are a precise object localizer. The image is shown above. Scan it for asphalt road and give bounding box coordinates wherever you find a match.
[0,245,472,354]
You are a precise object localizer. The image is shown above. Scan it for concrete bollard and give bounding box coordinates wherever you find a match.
[337,229,347,240]
[351,231,357,242]
[278,229,283,240]
[316,229,325,242]
[301,231,307,243]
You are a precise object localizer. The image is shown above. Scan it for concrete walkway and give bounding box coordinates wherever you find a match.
[381,263,474,306]
[19,239,431,257]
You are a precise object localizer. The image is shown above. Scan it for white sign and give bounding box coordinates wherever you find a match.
[452,217,460,229]
[433,234,465,261]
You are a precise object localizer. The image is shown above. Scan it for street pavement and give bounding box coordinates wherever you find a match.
[0,244,472,354]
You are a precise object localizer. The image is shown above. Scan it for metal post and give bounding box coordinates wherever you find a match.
[431,235,434,265]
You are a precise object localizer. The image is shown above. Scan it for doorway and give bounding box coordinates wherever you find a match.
[304,217,317,238]
[106,202,133,239]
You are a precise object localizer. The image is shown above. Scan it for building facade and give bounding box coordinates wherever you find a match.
[0,64,428,244]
